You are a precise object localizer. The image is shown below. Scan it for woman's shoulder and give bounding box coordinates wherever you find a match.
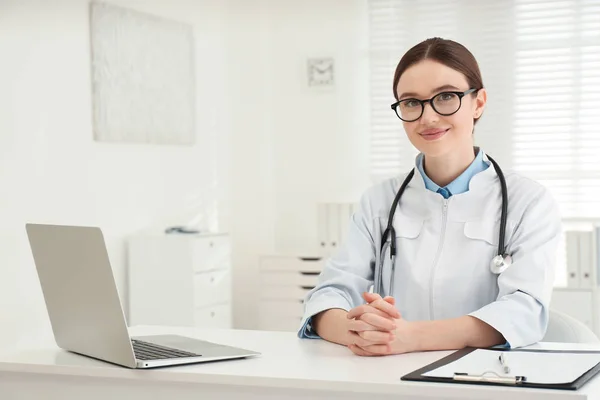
[357,172,414,220]
[502,169,561,217]
[503,169,553,197]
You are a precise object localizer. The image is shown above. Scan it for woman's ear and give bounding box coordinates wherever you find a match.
[474,88,487,119]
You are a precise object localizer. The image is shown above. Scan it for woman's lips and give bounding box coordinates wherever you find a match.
[419,128,449,141]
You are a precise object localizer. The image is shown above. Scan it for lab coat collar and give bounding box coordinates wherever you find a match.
[409,147,497,195]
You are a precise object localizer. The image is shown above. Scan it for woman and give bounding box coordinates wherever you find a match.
[297,37,562,356]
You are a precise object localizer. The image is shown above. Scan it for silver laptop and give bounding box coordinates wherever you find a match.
[25,223,260,369]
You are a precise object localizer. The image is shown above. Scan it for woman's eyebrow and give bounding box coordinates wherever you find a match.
[399,84,461,99]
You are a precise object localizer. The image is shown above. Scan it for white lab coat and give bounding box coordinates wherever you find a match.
[299,151,562,348]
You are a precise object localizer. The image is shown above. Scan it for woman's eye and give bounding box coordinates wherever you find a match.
[438,93,455,102]
[403,100,420,108]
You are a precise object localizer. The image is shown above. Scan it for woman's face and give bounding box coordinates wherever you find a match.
[395,59,486,158]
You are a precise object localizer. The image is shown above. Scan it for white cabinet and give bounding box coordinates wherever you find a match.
[550,226,600,337]
[258,255,324,332]
[127,232,232,329]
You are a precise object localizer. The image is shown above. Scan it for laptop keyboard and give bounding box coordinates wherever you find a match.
[131,339,201,360]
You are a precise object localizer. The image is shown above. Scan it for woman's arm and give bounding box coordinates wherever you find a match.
[410,316,505,350]
[350,186,561,356]
[466,187,562,348]
[297,183,390,340]
[347,293,504,355]
[312,309,352,345]
[313,297,400,346]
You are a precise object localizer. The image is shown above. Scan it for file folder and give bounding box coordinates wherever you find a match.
[401,347,600,390]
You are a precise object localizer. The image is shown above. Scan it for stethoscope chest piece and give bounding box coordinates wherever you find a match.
[490,254,512,274]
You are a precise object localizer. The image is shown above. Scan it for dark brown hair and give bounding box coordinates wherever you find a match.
[392,37,484,122]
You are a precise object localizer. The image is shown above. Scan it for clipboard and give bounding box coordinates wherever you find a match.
[401,347,600,390]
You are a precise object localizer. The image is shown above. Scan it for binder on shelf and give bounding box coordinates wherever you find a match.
[596,226,600,286]
[326,203,340,249]
[566,230,581,288]
[337,203,354,250]
[316,202,358,256]
[317,203,329,255]
[580,231,594,289]
[565,229,597,289]
[401,347,600,391]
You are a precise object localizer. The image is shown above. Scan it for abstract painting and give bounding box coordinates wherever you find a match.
[89,2,195,145]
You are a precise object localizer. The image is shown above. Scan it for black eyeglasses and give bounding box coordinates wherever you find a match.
[390,88,478,122]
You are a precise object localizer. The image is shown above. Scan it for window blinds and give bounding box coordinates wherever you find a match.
[368,0,600,219]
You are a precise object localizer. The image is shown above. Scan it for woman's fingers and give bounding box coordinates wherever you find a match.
[347,304,395,320]
[348,344,379,357]
[348,314,396,333]
[368,298,401,318]
[348,318,380,332]
[357,330,395,344]
[361,292,401,318]
[359,312,397,331]
[355,343,391,355]
[348,332,388,353]
[349,331,376,348]
[363,292,396,306]
[363,292,380,302]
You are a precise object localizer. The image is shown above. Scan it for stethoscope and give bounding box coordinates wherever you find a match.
[374,155,512,296]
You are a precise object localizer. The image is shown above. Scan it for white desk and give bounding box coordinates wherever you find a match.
[2,326,600,400]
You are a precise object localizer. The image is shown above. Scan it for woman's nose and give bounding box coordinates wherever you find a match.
[420,102,439,124]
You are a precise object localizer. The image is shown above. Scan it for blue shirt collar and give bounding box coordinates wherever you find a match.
[416,148,489,196]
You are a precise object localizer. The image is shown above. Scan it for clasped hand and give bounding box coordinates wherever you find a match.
[345,292,415,356]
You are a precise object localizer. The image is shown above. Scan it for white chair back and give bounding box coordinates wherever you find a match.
[543,309,600,343]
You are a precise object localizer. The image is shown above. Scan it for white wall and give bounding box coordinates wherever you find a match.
[0,0,370,346]
[267,1,370,255]
[226,0,370,329]
[0,0,231,348]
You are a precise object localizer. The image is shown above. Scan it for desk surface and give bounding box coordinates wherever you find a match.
[2,326,600,400]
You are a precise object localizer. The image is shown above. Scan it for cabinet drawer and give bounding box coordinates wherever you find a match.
[194,303,231,329]
[260,271,320,287]
[193,269,231,307]
[191,235,230,273]
[259,300,305,318]
[260,255,324,273]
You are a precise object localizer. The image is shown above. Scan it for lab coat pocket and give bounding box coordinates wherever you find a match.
[463,218,502,277]
[464,218,499,247]
[392,213,424,240]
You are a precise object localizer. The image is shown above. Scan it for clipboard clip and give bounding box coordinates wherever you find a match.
[453,371,527,385]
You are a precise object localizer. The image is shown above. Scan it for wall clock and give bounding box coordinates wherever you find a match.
[307,57,334,87]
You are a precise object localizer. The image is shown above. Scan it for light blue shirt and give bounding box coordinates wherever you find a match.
[298,150,490,338]
[416,149,490,199]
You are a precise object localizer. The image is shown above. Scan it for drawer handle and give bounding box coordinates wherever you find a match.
[300,285,315,290]
[299,257,322,261]
[300,272,320,276]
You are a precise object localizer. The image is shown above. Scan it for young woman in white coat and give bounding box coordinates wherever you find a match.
[298,37,562,356]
